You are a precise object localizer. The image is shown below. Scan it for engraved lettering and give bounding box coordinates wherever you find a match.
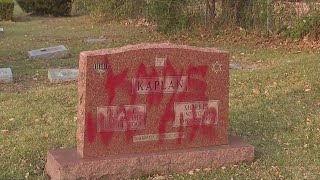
[133,132,185,143]
[132,76,188,94]
[146,81,152,90]
[154,81,160,90]
[174,100,219,127]
[178,80,184,88]
[168,80,174,89]
[137,81,144,91]
[97,105,146,132]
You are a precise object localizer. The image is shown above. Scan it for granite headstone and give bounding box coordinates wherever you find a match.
[46,43,254,180]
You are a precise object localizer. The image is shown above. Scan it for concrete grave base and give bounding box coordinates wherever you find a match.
[46,136,254,180]
[48,69,79,83]
[28,45,70,60]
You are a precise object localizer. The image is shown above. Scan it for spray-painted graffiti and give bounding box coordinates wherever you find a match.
[86,56,219,145]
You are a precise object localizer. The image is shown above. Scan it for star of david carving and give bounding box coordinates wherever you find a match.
[212,61,223,73]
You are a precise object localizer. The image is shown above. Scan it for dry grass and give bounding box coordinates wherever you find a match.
[0,3,320,180]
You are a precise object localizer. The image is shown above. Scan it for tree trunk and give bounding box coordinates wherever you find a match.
[206,0,216,20]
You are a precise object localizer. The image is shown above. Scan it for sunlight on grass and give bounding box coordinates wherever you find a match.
[0,85,77,179]
[0,10,320,180]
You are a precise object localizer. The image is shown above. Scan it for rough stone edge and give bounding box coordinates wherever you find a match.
[77,53,88,157]
[80,43,228,57]
[46,151,62,179]
[46,136,254,180]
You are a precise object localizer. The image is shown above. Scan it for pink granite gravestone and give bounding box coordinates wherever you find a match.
[46,43,254,180]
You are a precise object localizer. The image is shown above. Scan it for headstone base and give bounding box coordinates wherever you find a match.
[46,136,254,180]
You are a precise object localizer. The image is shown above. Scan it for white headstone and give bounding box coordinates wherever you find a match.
[85,38,111,43]
[0,28,4,33]
[48,69,79,83]
[0,68,13,83]
[230,63,244,70]
[28,45,70,60]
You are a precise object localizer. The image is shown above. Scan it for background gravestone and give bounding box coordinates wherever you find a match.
[28,45,70,60]
[46,43,254,180]
[0,68,13,83]
[230,63,244,70]
[0,28,4,33]
[48,69,79,83]
[85,38,111,43]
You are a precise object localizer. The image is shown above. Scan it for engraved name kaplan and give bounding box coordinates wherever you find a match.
[132,76,188,94]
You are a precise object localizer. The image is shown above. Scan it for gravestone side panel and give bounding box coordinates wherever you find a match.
[28,45,70,60]
[77,43,230,157]
[48,69,79,83]
[0,68,13,83]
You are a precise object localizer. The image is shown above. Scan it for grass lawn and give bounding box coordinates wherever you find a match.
[1,3,320,180]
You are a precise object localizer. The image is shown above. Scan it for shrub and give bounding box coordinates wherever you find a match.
[71,0,90,16]
[16,0,72,16]
[89,0,123,21]
[286,12,320,40]
[79,0,190,33]
[84,0,147,21]
[0,0,14,20]
[15,0,33,13]
[149,0,189,33]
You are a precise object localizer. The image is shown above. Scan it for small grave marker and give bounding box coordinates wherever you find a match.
[0,28,4,33]
[0,68,13,83]
[28,45,70,60]
[85,38,111,43]
[48,69,79,83]
[230,63,244,70]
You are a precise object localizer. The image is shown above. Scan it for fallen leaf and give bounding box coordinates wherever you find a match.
[152,175,166,180]
[306,118,312,126]
[252,88,260,95]
[204,167,211,172]
[1,130,9,134]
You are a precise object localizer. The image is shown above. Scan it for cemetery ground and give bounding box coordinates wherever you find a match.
[1,4,320,180]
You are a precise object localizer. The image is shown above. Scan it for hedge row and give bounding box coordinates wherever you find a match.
[0,0,14,20]
[16,0,72,16]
